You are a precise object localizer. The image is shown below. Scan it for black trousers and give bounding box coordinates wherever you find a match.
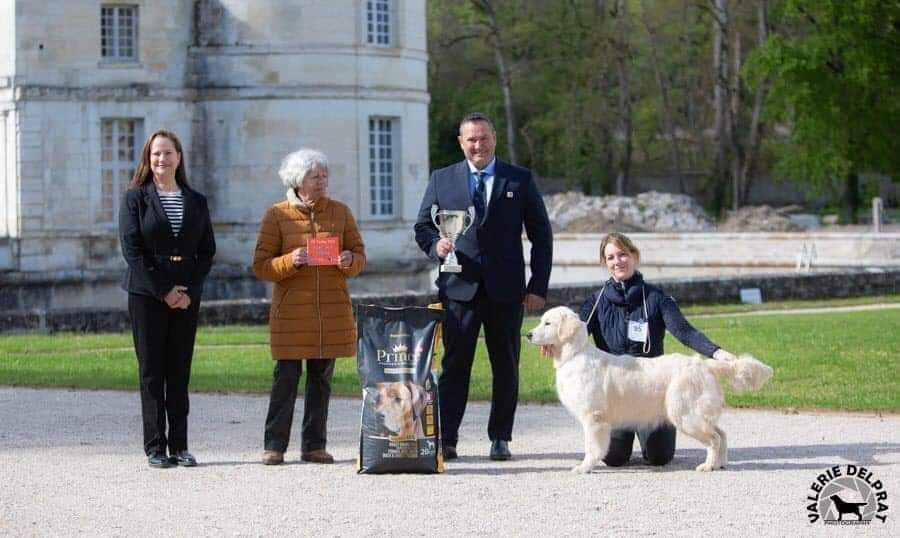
[439,285,524,445]
[128,292,200,456]
[264,359,335,453]
[603,422,677,467]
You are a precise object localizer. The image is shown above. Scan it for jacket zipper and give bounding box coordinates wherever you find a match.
[311,208,323,358]
[275,289,290,318]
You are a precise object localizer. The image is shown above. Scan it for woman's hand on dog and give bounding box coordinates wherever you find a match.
[713,349,737,361]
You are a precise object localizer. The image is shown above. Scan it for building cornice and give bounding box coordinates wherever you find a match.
[10,85,430,104]
[188,44,428,62]
[13,86,197,101]
[195,86,429,103]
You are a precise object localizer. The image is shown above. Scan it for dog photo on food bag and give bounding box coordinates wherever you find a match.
[374,382,427,439]
[527,306,773,473]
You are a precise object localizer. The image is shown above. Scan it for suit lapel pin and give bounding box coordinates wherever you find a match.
[506,191,513,198]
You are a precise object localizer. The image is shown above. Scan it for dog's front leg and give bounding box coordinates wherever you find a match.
[573,414,609,474]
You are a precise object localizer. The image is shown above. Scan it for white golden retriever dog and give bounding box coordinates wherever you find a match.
[527,306,773,473]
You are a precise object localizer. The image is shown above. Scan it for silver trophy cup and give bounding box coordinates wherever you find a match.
[430,205,475,273]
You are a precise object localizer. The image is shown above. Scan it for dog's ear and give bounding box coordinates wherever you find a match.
[557,310,582,343]
[406,383,426,416]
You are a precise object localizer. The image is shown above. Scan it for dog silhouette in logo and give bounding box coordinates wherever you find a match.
[374,382,426,439]
[828,494,867,521]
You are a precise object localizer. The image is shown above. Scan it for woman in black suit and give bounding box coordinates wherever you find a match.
[119,129,216,468]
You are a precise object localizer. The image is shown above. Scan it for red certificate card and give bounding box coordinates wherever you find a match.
[307,236,340,266]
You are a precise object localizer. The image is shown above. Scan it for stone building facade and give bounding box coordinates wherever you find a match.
[0,0,431,309]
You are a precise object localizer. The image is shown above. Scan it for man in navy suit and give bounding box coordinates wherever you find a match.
[415,112,553,461]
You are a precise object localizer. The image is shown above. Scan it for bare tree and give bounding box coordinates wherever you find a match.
[711,0,731,211]
[641,1,686,193]
[710,0,770,210]
[728,18,745,210]
[612,0,633,195]
[739,0,770,204]
[471,0,519,165]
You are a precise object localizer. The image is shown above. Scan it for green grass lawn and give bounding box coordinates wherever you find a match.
[1,300,898,412]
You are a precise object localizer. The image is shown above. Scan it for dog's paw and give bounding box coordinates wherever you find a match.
[571,463,594,474]
[695,462,717,472]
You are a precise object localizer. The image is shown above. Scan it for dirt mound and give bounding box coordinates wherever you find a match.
[561,215,648,233]
[544,191,715,233]
[719,205,804,232]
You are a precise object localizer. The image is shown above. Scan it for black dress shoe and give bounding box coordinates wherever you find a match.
[490,440,511,461]
[442,443,458,460]
[171,450,197,467]
[148,452,172,468]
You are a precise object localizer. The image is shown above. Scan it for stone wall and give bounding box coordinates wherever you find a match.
[537,172,899,210]
[0,257,432,311]
[5,231,899,310]
[543,232,900,284]
[3,269,897,333]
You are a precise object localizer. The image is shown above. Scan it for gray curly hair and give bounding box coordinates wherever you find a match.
[279,148,329,189]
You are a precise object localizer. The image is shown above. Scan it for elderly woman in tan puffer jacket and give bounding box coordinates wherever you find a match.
[252,147,366,466]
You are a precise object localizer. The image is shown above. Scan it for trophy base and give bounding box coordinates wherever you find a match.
[440,263,462,273]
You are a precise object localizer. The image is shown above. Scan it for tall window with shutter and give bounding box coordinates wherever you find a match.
[99,119,143,223]
[368,117,398,218]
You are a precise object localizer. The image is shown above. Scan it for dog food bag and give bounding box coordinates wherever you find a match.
[357,304,444,474]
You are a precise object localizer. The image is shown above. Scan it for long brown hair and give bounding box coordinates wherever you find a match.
[130,129,189,188]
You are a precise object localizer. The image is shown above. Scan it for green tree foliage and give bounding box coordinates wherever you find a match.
[428,0,897,215]
[745,0,900,221]
[429,1,648,193]
[428,0,775,210]
[428,1,520,170]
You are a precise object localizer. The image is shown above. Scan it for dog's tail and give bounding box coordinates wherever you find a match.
[704,354,774,393]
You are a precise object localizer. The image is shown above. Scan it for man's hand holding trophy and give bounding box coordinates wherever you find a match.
[430,205,475,273]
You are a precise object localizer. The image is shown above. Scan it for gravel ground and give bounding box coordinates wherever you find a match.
[0,387,897,537]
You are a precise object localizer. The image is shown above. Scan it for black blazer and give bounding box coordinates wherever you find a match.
[119,182,216,302]
[414,158,553,302]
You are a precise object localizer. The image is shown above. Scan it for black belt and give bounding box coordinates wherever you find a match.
[152,254,188,262]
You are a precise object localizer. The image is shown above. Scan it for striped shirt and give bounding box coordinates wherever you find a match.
[157,189,184,236]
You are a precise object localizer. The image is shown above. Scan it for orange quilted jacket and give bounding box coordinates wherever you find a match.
[252,190,366,360]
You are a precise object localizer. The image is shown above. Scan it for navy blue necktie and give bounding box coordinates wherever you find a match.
[473,170,487,224]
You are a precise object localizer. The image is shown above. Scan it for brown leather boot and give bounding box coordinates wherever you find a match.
[300,449,334,464]
[261,450,284,465]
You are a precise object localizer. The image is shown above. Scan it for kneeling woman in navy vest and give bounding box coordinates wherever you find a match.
[579,232,736,467]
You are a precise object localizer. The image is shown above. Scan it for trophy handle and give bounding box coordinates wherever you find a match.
[463,206,476,233]
[430,204,440,228]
